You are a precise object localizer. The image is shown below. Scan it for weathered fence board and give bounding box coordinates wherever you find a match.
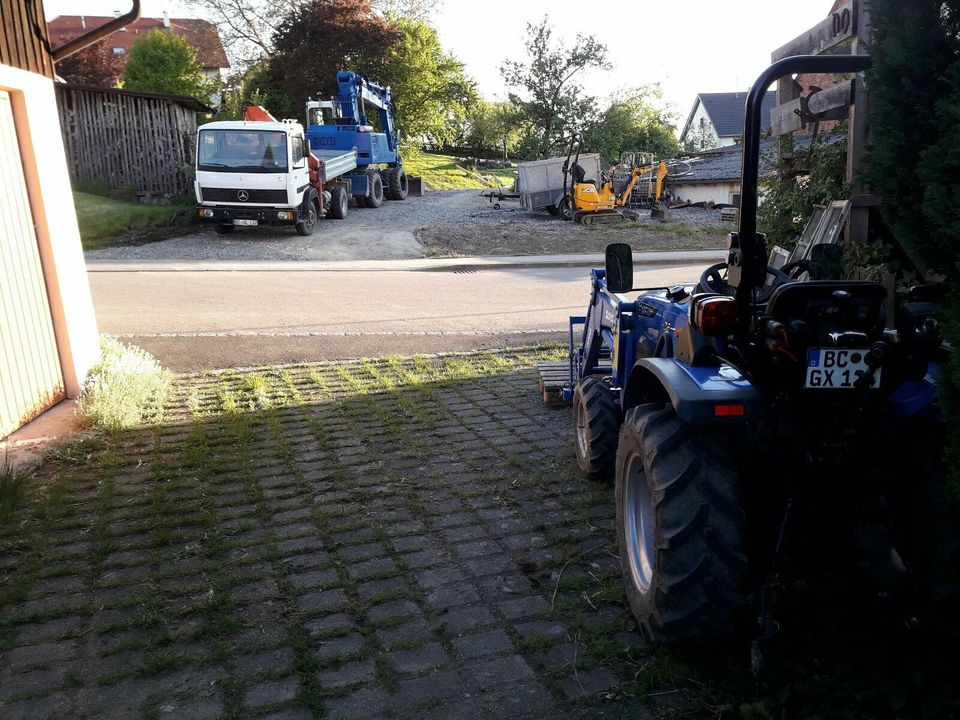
[55,84,209,196]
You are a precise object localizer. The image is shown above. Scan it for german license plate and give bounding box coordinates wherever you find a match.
[805,348,880,389]
[233,219,258,226]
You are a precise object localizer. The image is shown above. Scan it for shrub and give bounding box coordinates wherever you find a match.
[78,336,172,432]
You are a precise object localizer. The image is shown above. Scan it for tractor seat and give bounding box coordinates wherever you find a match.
[763,280,886,333]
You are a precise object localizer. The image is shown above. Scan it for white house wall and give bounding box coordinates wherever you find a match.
[683,101,736,149]
[0,62,100,401]
[670,182,740,205]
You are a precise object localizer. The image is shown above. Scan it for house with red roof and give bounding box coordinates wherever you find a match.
[47,12,229,82]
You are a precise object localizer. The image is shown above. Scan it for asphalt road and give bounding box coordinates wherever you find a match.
[87,259,710,371]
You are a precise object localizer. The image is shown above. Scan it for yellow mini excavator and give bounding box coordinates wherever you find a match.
[560,137,669,225]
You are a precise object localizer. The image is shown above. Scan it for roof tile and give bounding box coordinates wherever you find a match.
[48,16,229,69]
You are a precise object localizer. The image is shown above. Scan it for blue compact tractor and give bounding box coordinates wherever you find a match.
[549,55,955,651]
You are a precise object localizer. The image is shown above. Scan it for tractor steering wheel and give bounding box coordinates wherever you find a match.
[697,262,792,302]
[780,260,825,281]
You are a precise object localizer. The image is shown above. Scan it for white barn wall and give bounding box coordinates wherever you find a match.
[0,63,100,400]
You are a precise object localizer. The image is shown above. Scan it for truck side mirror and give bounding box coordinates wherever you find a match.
[605,243,633,293]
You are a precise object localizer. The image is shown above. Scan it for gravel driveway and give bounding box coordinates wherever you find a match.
[85,192,731,263]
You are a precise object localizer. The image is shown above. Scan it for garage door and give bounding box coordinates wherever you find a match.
[0,89,64,438]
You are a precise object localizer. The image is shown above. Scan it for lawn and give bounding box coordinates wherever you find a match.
[401,147,516,191]
[73,192,192,251]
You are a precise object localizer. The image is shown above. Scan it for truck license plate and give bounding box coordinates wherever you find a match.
[233,219,258,226]
[805,348,880,389]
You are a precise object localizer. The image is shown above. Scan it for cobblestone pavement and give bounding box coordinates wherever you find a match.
[0,349,701,719]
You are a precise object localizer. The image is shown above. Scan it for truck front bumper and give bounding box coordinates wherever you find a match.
[197,205,299,227]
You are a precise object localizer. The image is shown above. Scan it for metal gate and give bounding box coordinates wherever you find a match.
[0,90,65,438]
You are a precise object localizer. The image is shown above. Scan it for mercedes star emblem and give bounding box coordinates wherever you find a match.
[237,190,249,201]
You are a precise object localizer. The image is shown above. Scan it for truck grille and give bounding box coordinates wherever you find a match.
[200,188,288,203]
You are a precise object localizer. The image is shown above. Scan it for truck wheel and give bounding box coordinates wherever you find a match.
[216,224,234,235]
[364,172,384,208]
[615,403,748,642]
[573,376,619,481]
[546,205,560,216]
[386,167,408,200]
[295,198,319,236]
[329,187,348,220]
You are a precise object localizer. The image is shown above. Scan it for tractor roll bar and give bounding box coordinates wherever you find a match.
[737,54,873,296]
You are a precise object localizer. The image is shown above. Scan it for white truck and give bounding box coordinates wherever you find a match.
[194,105,357,235]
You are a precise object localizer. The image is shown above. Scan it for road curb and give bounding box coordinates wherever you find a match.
[85,250,725,274]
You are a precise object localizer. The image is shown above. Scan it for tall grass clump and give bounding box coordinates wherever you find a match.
[0,463,27,519]
[78,335,172,432]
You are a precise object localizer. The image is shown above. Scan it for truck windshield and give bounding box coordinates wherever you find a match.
[198,129,288,173]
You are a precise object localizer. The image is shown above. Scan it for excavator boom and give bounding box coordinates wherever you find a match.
[615,161,669,207]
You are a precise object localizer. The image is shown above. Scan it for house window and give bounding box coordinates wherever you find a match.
[112,47,125,55]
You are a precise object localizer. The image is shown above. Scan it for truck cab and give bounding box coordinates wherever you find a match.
[194,119,314,234]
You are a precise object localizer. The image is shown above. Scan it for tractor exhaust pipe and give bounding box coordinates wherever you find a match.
[734,54,872,305]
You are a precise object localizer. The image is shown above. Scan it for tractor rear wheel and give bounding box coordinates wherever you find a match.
[615,403,748,642]
[386,167,408,200]
[329,187,348,220]
[364,171,385,208]
[573,376,619,481]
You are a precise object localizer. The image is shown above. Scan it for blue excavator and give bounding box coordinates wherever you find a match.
[305,71,409,208]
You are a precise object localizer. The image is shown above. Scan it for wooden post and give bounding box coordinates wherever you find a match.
[845,0,871,247]
[777,75,800,192]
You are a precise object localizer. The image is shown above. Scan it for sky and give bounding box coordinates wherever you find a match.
[43,0,832,131]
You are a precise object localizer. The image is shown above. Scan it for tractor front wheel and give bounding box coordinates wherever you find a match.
[559,197,573,221]
[573,376,619,481]
[615,403,748,642]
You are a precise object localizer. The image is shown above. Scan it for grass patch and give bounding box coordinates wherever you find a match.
[0,464,28,519]
[78,335,172,432]
[74,192,191,250]
[400,146,515,191]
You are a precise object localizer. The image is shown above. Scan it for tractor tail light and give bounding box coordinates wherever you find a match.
[714,403,746,417]
[690,295,738,337]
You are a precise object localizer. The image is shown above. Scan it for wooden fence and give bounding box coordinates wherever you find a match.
[55,84,209,196]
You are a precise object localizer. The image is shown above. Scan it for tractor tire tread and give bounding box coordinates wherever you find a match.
[385,166,408,200]
[616,403,747,642]
[573,376,619,481]
[365,171,385,208]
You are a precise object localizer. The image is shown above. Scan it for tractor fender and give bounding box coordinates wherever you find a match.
[622,357,762,426]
